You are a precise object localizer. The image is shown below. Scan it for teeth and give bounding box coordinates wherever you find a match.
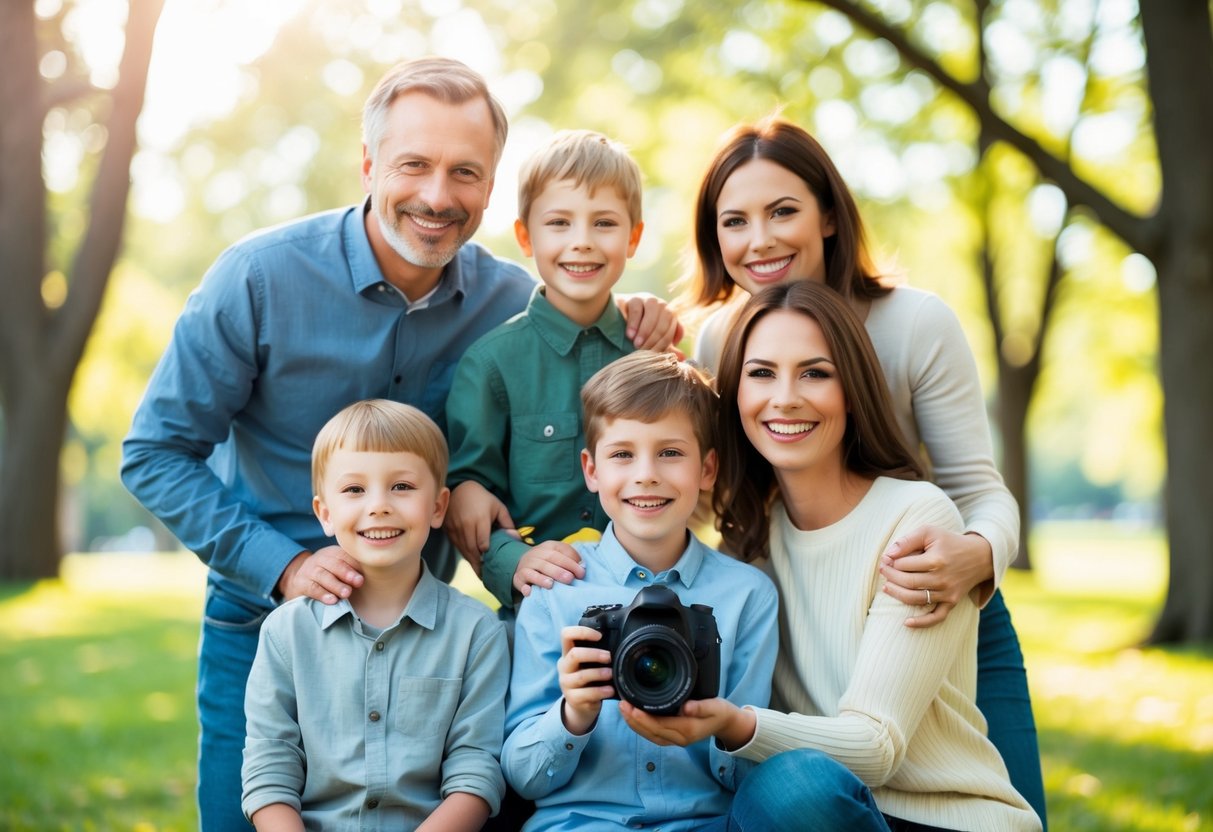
[626,498,669,509]
[410,215,448,230]
[767,421,814,435]
[562,263,600,273]
[361,529,403,540]
[749,256,792,275]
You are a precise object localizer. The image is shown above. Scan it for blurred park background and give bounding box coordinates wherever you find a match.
[1,0,1211,828]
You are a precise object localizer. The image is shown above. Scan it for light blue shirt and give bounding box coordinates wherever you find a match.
[120,201,535,607]
[504,524,779,831]
[241,564,509,829]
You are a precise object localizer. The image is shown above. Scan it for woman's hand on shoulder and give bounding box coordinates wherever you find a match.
[879,525,995,628]
[617,293,685,352]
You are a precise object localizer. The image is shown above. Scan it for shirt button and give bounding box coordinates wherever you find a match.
[369,711,381,722]
[646,761,656,772]
[636,571,647,580]
[565,743,574,751]
[375,642,385,651]
[377,285,386,292]
[580,509,592,521]
[367,798,379,809]
[543,424,555,437]
[718,766,726,776]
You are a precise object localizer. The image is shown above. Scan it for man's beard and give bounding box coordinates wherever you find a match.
[376,200,474,269]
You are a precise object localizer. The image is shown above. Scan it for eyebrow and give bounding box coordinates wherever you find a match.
[388,150,487,175]
[743,355,834,368]
[719,195,803,217]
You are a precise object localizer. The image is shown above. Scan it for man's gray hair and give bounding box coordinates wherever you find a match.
[362,56,508,165]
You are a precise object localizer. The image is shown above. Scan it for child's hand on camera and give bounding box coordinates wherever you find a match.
[619,697,755,750]
[557,625,615,735]
[513,541,585,597]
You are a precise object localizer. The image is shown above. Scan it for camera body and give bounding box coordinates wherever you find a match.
[576,584,721,716]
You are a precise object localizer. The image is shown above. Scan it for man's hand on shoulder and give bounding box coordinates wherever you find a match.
[277,546,364,604]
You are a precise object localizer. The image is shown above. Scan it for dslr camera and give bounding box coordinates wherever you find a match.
[577,585,721,716]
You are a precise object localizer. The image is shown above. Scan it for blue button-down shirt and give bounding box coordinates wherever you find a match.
[503,524,779,831]
[241,564,510,828]
[120,202,535,606]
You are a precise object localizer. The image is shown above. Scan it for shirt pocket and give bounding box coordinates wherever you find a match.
[510,412,581,484]
[395,676,461,739]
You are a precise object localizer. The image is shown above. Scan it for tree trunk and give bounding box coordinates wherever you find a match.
[1139,1,1213,644]
[0,370,71,580]
[998,365,1034,570]
[1148,237,1213,642]
[0,0,164,580]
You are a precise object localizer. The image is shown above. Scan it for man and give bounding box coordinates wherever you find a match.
[121,57,678,831]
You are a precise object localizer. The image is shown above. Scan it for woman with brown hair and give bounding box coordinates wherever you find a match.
[623,282,1040,831]
[680,115,1045,825]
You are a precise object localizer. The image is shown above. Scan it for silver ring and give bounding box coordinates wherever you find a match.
[924,588,932,606]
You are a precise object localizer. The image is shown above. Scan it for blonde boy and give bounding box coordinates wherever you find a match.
[444,130,646,609]
[502,351,779,831]
[241,400,508,831]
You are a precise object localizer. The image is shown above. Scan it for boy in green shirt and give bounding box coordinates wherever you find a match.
[444,129,646,609]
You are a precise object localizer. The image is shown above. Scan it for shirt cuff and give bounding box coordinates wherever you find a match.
[482,533,531,608]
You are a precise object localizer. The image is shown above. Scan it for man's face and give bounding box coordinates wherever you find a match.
[362,91,498,293]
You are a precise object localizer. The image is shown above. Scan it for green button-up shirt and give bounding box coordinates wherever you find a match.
[446,287,635,606]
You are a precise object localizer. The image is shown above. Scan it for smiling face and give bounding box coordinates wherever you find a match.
[715,157,836,294]
[581,412,717,569]
[313,449,449,575]
[514,178,643,327]
[362,91,498,300]
[736,309,848,481]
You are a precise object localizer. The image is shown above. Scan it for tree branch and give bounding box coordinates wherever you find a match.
[801,0,1153,254]
[54,0,166,370]
[42,77,102,113]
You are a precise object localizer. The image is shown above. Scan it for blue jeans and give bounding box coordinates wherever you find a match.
[977,589,1046,829]
[198,583,266,831]
[727,748,889,831]
[728,749,954,832]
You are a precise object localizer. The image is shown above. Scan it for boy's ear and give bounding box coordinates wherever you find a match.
[514,218,534,257]
[698,448,719,492]
[626,220,645,257]
[580,447,600,494]
[430,486,451,529]
[313,495,334,536]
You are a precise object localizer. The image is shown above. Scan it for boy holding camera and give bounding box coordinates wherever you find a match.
[502,351,779,831]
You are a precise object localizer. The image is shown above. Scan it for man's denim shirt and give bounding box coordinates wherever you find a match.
[121,202,535,607]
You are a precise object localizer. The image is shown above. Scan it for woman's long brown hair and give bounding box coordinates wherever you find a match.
[713,282,924,559]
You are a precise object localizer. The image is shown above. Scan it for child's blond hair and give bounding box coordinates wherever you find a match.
[517,129,643,226]
[581,351,718,458]
[311,400,448,495]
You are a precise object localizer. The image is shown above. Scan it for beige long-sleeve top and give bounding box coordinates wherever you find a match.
[730,477,1039,831]
[695,285,1020,598]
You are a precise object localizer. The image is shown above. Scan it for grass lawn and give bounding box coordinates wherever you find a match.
[1,521,1210,831]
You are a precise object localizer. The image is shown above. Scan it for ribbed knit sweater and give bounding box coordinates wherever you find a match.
[731,477,1040,831]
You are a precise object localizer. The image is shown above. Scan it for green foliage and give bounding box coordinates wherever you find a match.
[58,0,1165,546]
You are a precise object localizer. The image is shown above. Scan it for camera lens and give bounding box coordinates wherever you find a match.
[613,624,696,715]
[630,646,674,689]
